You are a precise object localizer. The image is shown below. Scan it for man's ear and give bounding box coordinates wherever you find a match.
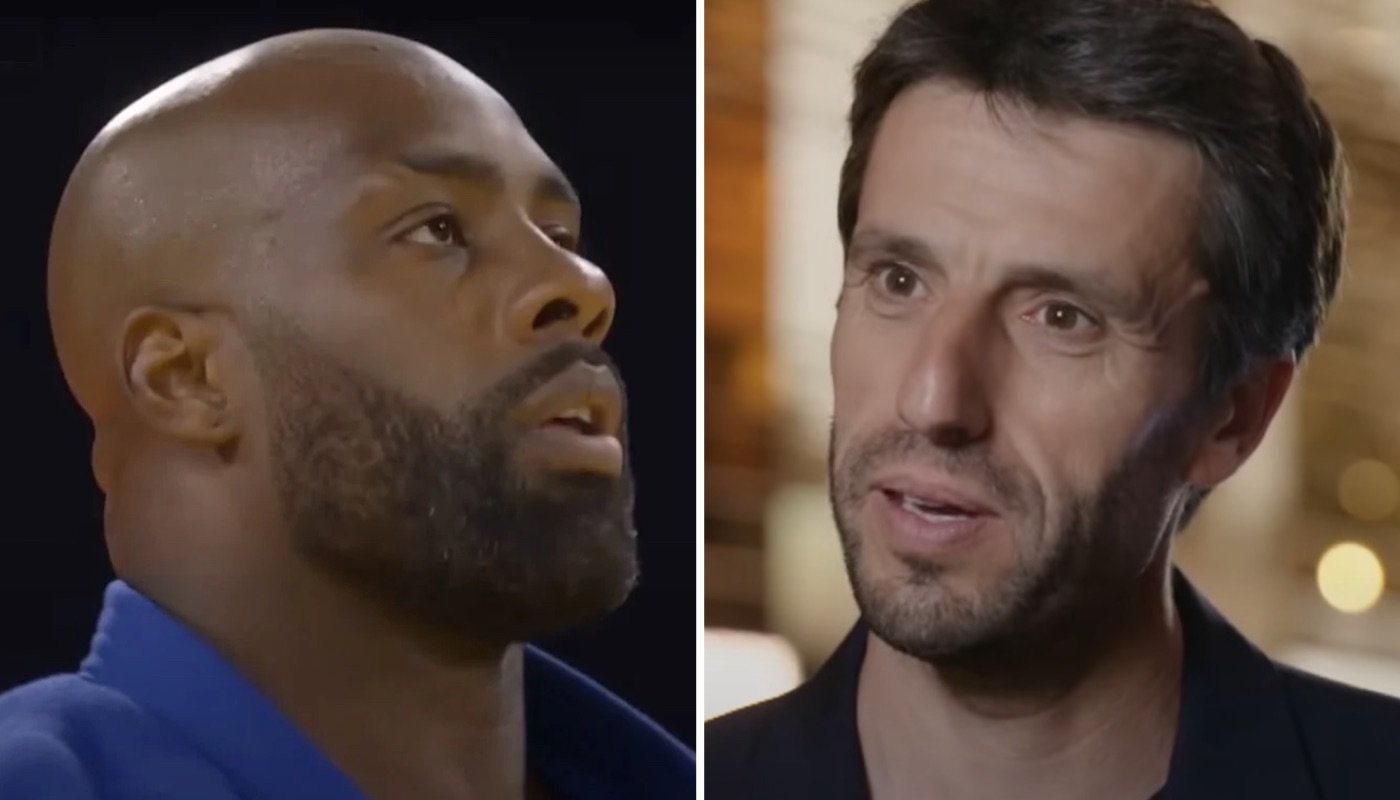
[118,306,238,446]
[1186,359,1295,491]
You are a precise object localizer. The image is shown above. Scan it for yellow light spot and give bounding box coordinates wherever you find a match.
[1337,459,1400,522]
[1317,542,1385,614]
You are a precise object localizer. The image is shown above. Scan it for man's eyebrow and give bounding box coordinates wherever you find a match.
[847,228,943,268]
[395,150,579,207]
[397,150,503,188]
[533,173,580,208]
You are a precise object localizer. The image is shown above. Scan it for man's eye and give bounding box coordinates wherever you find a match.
[1024,301,1098,333]
[870,262,922,299]
[403,214,467,247]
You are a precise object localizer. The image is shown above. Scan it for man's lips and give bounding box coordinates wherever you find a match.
[514,360,623,438]
[868,472,998,519]
[864,470,1005,556]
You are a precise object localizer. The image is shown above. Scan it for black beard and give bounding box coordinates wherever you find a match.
[829,414,1188,681]
[247,319,638,646]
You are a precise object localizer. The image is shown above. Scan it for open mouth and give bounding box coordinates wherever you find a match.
[517,360,622,439]
[543,405,604,436]
[513,362,626,476]
[882,489,984,523]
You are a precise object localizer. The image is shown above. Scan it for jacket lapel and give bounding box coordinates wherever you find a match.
[758,622,873,799]
[1159,570,1320,799]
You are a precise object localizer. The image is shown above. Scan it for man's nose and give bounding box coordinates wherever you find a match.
[504,243,616,347]
[894,303,994,449]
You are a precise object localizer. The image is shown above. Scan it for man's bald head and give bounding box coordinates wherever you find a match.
[48,29,638,644]
[49,29,515,424]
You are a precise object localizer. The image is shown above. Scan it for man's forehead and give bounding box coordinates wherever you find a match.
[864,85,1201,267]
[210,64,571,208]
[90,34,541,182]
[341,108,573,199]
[391,148,576,202]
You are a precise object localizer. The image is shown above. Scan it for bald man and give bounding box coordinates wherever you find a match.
[0,28,692,800]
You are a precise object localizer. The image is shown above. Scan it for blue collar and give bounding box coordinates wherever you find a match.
[78,581,692,799]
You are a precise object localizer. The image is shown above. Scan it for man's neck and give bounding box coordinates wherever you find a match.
[856,571,1183,800]
[137,554,531,800]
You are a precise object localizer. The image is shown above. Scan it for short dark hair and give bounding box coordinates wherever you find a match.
[838,0,1347,397]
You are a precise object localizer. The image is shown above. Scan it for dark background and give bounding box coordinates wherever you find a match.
[0,11,695,746]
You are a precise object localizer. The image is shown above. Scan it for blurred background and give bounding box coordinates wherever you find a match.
[1,8,695,746]
[705,0,1400,720]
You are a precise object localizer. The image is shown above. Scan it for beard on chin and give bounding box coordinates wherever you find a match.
[248,320,638,646]
[828,419,1184,673]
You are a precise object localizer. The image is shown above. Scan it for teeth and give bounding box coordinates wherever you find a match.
[899,492,971,521]
[554,407,593,425]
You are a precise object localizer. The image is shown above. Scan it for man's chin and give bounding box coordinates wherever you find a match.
[301,536,640,648]
[512,465,631,507]
[439,564,640,645]
[850,566,1014,663]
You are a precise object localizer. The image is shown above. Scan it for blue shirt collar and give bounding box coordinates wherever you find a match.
[79,581,367,799]
[78,580,692,799]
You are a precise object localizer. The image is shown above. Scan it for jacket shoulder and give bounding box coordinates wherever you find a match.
[705,689,807,796]
[1278,664,1400,793]
[0,729,99,799]
[0,676,111,798]
[707,690,799,750]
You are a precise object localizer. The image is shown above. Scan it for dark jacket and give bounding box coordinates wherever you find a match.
[707,570,1400,799]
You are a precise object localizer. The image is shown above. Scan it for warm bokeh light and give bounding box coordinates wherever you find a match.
[1317,542,1386,614]
[1337,459,1400,522]
[703,628,804,720]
